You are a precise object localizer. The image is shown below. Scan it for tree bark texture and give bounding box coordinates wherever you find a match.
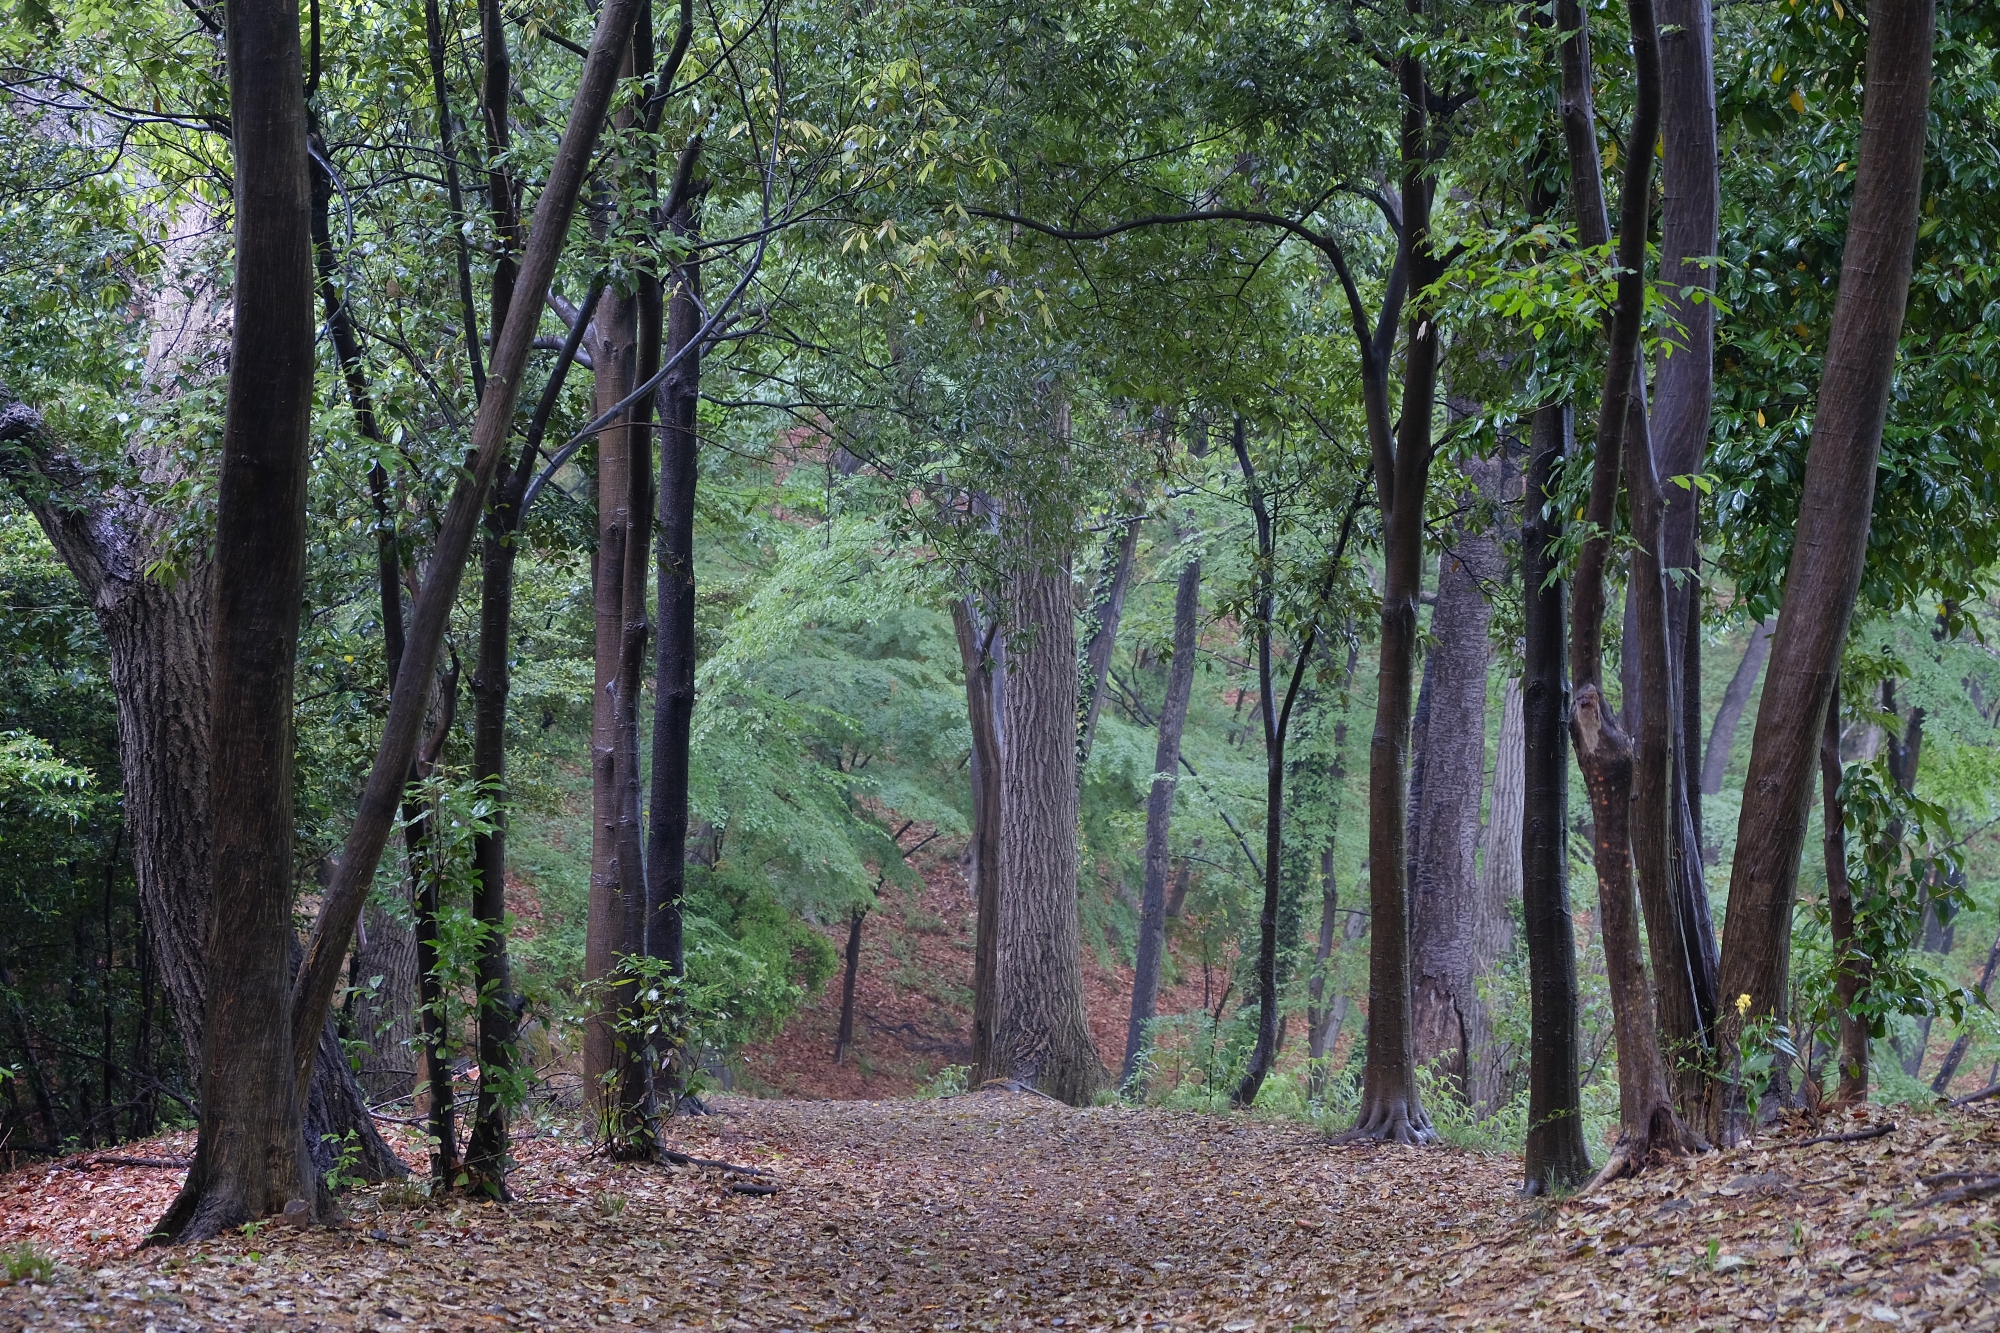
[348,901,417,1104]
[952,596,1004,1084]
[1481,679,1525,921]
[1121,529,1200,1087]
[1715,0,1936,1137]
[1701,618,1774,797]
[644,174,704,1112]
[1821,681,1868,1102]
[1522,402,1592,1192]
[992,537,1104,1105]
[1409,457,1510,1114]
[157,0,318,1239]
[293,0,644,1094]
[834,909,865,1064]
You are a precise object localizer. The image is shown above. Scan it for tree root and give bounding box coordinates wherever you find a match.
[1339,1095,1439,1146]
[1586,1103,1706,1190]
[1791,1121,1895,1147]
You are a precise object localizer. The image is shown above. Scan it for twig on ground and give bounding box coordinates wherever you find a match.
[1790,1122,1896,1147]
[1951,1081,2000,1106]
[55,1154,189,1171]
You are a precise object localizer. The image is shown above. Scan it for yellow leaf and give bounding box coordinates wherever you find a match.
[1833,0,1844,16]
[1772,61,1786,82]
[1835,162,1847,173]
[1789,88,1806,113]
[1757,411,1767,427]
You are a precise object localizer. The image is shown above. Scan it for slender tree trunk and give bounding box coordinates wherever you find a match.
[1714,0,1936,1138]
[293,0,644,1096]
[644,173,704,1113]
[1701,618,1774,797]
[1121,530,1200,1087]
[424,0,485,399]
[992,525,1103,1105]
[1481,680,1525,923]
[1409,457,1508,1112]
[1078,515,1141,766]
[1821,680,1869,1102]
[953,596,1005,1084]
[155,0,317,1239]
[834,908,865,1064]
[1522,402,1592,1192]
[1930,931,2000,1096]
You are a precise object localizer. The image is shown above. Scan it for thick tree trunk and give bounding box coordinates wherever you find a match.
[349,901,418,1104]
[1714,0,1936,1138]
[1121,530,1200,1087]
[1481,680,1525,922]
[1521,402,1592,1192]
[1821,681,1868,1102]
[293,0,643,1094]
[1701,618,1774,797]
[1077,515,1141,766]
[156,0,318,1239]
[952,597,1004,1084]
[644,178,703,1111]
[1409,457,1509,1113]
[991,535,1103,1104]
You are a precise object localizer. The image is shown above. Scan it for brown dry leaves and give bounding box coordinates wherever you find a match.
[1,1095,1998,1330]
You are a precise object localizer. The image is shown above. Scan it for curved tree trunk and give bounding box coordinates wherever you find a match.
[1714,0,1936,1140]
[1701,618,1774,797]
[1121,528,1200,1087]
[991,532,1103,1105]
[1409,457,1508,1113]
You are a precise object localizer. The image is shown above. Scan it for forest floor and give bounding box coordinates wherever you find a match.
[3,1092,2000,1330]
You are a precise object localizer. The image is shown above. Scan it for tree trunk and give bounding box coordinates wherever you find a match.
[1409,457,1508,1113]
[644,173,704,1112]
[991,531,1103,1105]
[293,0,644,1095]
[349,901,418,1104]
[1701,618,1774,797]
[1121,528,1200,1087]
[1930,929,2000,1097]
[1714,0,1936,1138]
[834,909,865,1064]
[1821,680,1868,1102]
[155,0,318,1239]
[1522,402,1592,1192]
[1481,680,1525,926]
[952,596,1005,1084]
[1077,515,1141,767]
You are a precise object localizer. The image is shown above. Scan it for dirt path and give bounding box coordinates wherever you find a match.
[3,1093,1999,1330]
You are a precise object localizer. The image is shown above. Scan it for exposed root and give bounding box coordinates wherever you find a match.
[1339,1095,1440,1146]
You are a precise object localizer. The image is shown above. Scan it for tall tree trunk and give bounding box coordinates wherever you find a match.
[1352,26,1443,1146]
[1930,930,2000,1097]
[1522,402,1592,1192]
[1714,0,1936,1139]
[1821,680,1869,1102]
[1409,457,1508,1112]
[991,528,1103,1105]
[644,173,704,1112]
[1559,0,1698,1178]
[834,908,865,1064]
[1481,680,1525,928]
[293,0,644,1096]
[155,0,317,1239]
[1077,515,1141,767]
[1701,618,1775,797]
[953,594,1005,1084]
[1120,528,1200,1087]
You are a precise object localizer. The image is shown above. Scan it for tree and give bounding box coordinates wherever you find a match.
[1713,0,1937,1139]
[154,0,319,1241]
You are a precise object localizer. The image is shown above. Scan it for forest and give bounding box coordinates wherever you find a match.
[2,0,2000,1322]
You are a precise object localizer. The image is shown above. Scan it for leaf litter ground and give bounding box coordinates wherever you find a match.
[3,1092,2000,1329]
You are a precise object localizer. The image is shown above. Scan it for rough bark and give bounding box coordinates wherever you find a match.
[155,0,318,1239]
[644,173,703,1111]
[1522,403,1592,1192]
[834,909,865,1064]
[991,533,1103,1105]
[1714,0,1936,1139]
[1701,618,1775,797]
[293,0,644,1096]
[1821,681,1868,1102]
[1482,680,1525,920]
[1077,515,1141,767]
[1121,526,1200,1087]
[953,594,1005,1085]
[348,901,417,1104]
[1409,458,1509,1113]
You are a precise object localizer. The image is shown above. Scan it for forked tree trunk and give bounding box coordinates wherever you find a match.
[1521,402,1592,1192]
[1409,457,1509,1113]
[1714,0,1936,1140]
[991,534,1103,1105]
[1821,681,1869,1102]
[1701,618,1774,797]
[155,0,318,1239]
[952,597,1004,1084]
[1121,525,1200,1087]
